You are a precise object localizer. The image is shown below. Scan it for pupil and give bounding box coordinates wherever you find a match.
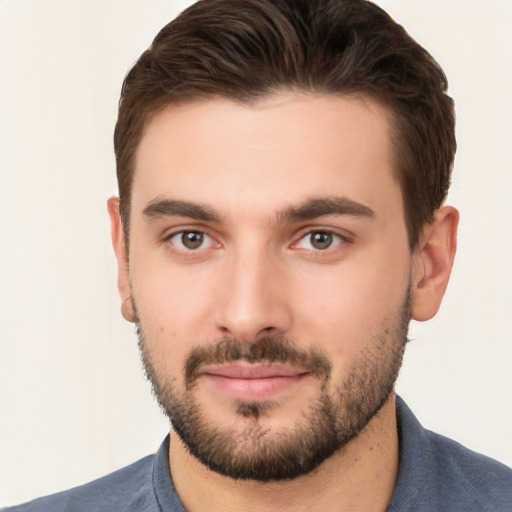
[312,232,332,250]
[182,231,203,249]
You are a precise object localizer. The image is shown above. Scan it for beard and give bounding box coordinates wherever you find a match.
[135,290,410,482]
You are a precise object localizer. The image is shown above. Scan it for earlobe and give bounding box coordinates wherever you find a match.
[410,206,459,322]
[107,196,135,323]
[121,296,135,323]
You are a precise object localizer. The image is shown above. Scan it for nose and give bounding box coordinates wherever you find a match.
[214,246,293,342]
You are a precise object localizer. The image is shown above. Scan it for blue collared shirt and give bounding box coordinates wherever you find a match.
[387,397,511,511]
[5,397,511,511]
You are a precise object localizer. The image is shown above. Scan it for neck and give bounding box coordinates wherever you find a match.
[168,393,399,512]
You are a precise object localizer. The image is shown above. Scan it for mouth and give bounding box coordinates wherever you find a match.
[200,363,311,401]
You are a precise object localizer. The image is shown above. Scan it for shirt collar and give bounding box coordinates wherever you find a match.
[387,395,439,512]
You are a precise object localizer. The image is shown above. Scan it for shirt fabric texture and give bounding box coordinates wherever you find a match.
[5,397,512,511]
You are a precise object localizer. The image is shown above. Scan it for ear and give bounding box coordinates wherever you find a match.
[107,197,135,323]
[410,205,459,322]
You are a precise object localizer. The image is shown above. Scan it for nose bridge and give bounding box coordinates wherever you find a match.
[215,240,292,341]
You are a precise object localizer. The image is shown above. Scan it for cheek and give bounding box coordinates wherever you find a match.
[130,261,220,360]
[291,251,410,355]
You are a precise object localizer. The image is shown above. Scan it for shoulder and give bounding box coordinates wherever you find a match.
[391,396,512,512]
[426,429,512,510]
[3,455,157,512]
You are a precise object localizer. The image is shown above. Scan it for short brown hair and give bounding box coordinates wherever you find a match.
[114,0,455,248]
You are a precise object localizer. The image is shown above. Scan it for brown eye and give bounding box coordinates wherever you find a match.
[182,231,204,249]
[297,231,343,251]
[169,231,213,251]
[311,232,333,250]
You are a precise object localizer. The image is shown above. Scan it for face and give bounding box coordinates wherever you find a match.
[123,93,414,481]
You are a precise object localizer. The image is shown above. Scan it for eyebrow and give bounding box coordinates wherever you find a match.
[142,196,374,225]
[143,198,222,223]
[276,197,375,223]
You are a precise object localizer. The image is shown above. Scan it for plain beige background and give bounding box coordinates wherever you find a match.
[1,0,511,506]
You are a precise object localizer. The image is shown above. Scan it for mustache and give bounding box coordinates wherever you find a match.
[185,336,332,386]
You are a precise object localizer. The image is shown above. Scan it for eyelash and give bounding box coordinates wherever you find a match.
[163,227,350,254]
[164,230,216,252]
[293,230,346,251]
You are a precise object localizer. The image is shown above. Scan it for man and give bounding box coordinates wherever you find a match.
[6,0,511,510]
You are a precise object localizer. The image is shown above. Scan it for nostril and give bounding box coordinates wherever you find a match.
[256,326,277,338]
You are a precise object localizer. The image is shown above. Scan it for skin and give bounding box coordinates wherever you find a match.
[108,92,458,511]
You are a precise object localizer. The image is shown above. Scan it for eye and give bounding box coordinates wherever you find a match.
[168,230,215,251]
[296,230,344,251]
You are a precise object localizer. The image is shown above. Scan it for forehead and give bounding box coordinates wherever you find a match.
[132,93,401,220]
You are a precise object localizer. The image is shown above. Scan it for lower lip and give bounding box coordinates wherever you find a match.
[203,373,308,401]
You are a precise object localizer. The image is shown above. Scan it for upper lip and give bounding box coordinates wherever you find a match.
[202,363,308,379]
